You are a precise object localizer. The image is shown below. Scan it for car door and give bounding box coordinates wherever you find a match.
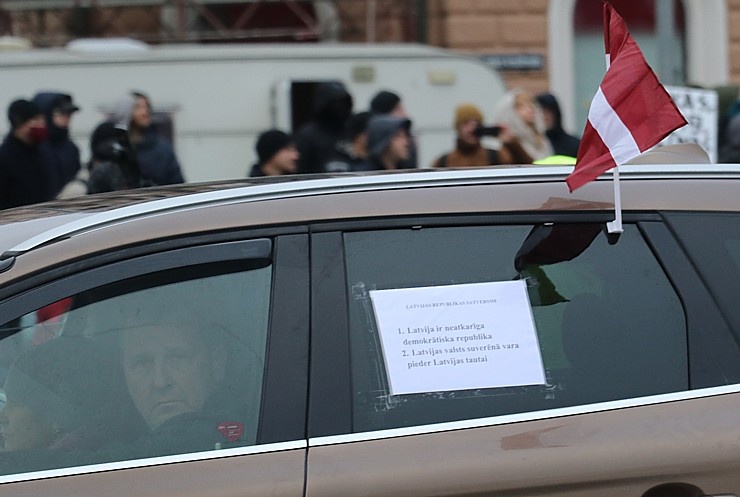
[0,234,309,497]
[306,214,740,497]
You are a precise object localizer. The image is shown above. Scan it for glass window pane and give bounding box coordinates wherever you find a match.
[667,212,740,340]
[344,224,687,433]
[0,261,271,475]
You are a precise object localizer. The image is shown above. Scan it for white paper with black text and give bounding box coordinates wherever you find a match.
[370,281,546,396]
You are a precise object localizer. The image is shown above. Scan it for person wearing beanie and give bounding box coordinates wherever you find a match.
[32,92,83,197]
[353,115,411,171]
[84,120,143,194]
[249,129,298,177]
[0,98,56,209]
[369,89,418,168]
[431,102,532,168]
[370,90,403,116]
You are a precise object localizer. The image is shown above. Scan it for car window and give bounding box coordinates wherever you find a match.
[344,223,688,433]
[0,260,271,476]
[665,213,740,337]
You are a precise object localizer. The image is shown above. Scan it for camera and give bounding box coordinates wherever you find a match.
[473,125,502,137]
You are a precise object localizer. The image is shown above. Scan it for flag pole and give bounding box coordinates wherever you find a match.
[606,168,623,234]
[604,46,623,235]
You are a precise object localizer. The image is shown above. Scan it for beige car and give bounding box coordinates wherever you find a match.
[0,165,739,497]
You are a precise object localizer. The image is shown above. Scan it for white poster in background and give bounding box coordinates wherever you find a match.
[663,86,718,163]
[369,281,546,396]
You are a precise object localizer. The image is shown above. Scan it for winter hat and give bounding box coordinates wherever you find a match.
[366,115,411,159]
[90,121,129,161]
[7,99,41,128]
[453,103,484,129]
[370,90,401,114]
[255,129,292,166]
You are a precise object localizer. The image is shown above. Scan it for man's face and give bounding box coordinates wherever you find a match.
[52,110,72,130]
[458,119,481,145]
[270,145,299,174]
[0,400,55,451]
[387,129,410,163]
[131,96,152,129]
[122,324,219,430]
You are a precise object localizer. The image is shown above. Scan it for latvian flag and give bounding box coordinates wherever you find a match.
[566,2,688,192]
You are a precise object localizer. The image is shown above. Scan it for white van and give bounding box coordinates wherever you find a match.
[0,41,507,181]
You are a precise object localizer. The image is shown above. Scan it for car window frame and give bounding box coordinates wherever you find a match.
[0,233,310,475]
[640,218,740,387]
[308,212,735,438]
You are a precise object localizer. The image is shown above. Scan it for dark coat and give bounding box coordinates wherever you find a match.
[0,134,55,209]
[248,163,266,177]
[536,93,581,158]
[134,128,185,186]
[294,82,353,174]
[32,92,82,196]
[87,161,139,194]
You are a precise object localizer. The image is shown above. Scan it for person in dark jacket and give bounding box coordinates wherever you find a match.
[248,129,298,177]
[324,111,371,172]
[369,89,418,168]
[32,92,82,196]
[294,81,353,174]
[535,92,581,158]
[87,121,142,194]
[112,92,185,186]
[353,115,411,171]
[0,99,55,209]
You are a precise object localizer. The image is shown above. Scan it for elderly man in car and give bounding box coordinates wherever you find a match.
[119,318,246,453]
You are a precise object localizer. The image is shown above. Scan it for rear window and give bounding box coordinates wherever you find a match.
[344,223,688,433]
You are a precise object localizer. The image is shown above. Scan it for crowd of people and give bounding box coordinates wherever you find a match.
[8,81,740,211]
[0,83,583,210]
[0,90,185,210]
[250,82,582,178]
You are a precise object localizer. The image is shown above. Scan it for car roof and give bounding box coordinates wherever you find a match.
[1,164,739,260]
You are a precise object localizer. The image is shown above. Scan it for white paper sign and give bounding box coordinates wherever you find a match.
[369,281,546,396]
[663,86,718,163]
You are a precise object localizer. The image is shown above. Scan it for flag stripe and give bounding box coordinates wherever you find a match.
[588,86,641,165]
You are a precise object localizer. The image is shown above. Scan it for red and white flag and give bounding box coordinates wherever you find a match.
[566,2,688,192]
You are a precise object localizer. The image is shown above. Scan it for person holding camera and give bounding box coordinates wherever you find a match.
[86,121,143,194]
[431,103,532,168]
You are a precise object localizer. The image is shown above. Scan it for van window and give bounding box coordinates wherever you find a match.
[344,223,687,433]
[0,261,271,476]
